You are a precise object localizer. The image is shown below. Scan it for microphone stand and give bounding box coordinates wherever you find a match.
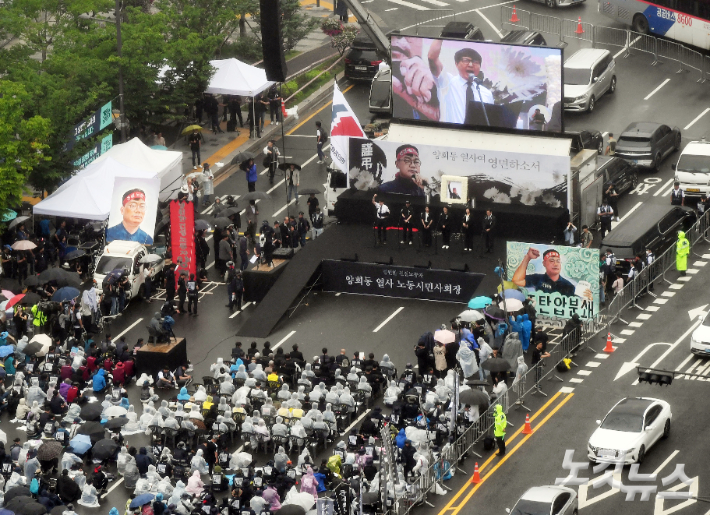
[474,80,490,127]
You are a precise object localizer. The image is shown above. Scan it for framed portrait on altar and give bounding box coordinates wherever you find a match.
[441,175,467,204]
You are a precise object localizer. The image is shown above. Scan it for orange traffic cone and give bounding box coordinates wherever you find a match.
[510,5,520,22]
[575,16,585,34]
[603,332,615,353]
[281,99,288,119]
[522,414,533,435]
[470,462,481,484]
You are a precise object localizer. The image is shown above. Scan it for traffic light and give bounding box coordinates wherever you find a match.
[638,367,673,386]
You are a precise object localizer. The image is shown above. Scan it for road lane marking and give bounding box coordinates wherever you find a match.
[385,6,398,10]
[653,178,675,197]
[114,318,143,339]
[653,450,680,476]
[272,330,296,350]
[342,408,372,434]
[476,9,502,38]
[644,78,670,100]
[400,0,512,29]
[273,199,297,217]
[373,307,404,332]
[419,0,448,5]
[615,36,640,58]
[229,302,253,318]
[685,108,710,130]
[449,394,575,515]
[389,0,430,8]
[437,391,564,514]
[101,477,124,498]
[267,180,286,194]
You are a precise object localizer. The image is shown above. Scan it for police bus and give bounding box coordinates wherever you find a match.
[598,0,710,48]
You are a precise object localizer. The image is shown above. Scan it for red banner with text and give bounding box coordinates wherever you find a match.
[169,200,196,288]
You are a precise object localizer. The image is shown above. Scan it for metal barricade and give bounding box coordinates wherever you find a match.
[626,30,658,63]
[501,5,531,32]
[656,38,685,73]
[528,11,561,38]
[414,9,455,34]
[682,46,705,82]
[561,17,594,45]
[593,25,629,54]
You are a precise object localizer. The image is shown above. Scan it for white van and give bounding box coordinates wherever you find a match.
[673,139,710,198]
[94,241,164,301]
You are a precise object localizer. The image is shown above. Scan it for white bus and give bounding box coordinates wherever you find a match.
[599,0,710,49]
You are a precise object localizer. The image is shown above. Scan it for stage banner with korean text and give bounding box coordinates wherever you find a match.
[505,242,600,320]
[347,137,569,208]
[321,260,484,303]
[169,200,196,288]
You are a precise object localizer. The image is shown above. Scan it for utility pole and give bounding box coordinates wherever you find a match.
[115,0,127,143]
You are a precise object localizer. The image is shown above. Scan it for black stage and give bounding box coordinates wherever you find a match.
[334,189,569,241]
[136,337,188,376]
[237,223,534,338]
[243,259,288,303]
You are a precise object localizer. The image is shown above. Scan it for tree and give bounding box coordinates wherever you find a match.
[0,81,51,213]
[321,19,358,56]
[278,0,319,52]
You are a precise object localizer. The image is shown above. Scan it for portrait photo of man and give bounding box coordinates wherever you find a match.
[448,182,462,200]
[106,188,154,245]
[512,247,583,298]
[378,145,426,196]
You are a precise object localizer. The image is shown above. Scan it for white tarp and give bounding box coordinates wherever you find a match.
[92,138,183,200]
[205,58,274,96]
[34,157,153,220]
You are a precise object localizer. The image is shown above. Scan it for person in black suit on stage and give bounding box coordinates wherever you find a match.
[439,206,451,249]
[421,206,433,247]
[401,200,414,245]
[372,194,390,244]
[462,207,474,251]
[482,209,496,253]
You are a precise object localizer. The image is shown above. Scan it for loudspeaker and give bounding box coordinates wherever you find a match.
[259,0,288,82]
[413,261,431,269]
[375,257,393,266]
[341,254,359,262]
[450,262,469,272]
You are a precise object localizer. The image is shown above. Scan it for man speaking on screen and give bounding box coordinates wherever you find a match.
[106,188,154,245]
[379,145,426,196]
[512,247,592,300]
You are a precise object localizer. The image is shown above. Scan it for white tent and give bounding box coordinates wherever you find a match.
[205,58,274,96]
[92,138,183,200]
[34,158,154,220]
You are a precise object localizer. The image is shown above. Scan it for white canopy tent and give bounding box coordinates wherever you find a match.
[33,157,155,220]
[205,58,274,96]
[92,138,183,200]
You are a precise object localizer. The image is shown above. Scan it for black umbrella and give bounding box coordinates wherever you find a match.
[64,249,86,261]
[231,151,255,166]
[221,207,242,218]
[38,268,81,287]
[23,276,40,287]
[79,404,103,422]
[5,497,46,515]
[275,506,306,515]
[0,278,22,294]
[481,357,512,373]
[104,417,129,430]
[194,219,211,232]
[278,162,301,171]
[51,505,68,515]
[22,341,43,356]
[36,441,63,461]
[297,188,321,195]
[18,292,41,306]
[458,388,490,408]
[5,487,31,503]
[484,304,506,320]
[239,191,270,202]
[212,217,233,229]
[92,438,119,460]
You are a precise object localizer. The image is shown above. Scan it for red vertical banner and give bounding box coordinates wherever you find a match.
[170,200,196,288]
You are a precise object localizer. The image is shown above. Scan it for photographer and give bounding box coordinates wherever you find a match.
[531,340,550,386]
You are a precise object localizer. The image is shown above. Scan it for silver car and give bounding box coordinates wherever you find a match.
[507,486,578,515]
[563,49,616,113]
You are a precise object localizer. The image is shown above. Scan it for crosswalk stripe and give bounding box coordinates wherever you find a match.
[388,0,430,9]
[418,0,449,5]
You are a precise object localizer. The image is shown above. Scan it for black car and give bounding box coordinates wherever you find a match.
[344,33,387,81]
[500,30,548,46]
[596,156,638,194]
[614,122,681,171]
[440,21,485,41]
[567,129,604,154]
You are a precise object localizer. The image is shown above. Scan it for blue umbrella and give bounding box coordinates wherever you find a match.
[130,494,155,508]
[0,346,14,358]
[51,287,80,303]
[150,145,168,151]
[1,211,17,223]
[468,296,492,309]
[0,508,15,515]
[503,289,525,302]
[69,434,92,455]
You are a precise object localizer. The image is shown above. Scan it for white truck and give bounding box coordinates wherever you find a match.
[673,138,710,198]
[93,241,164,301]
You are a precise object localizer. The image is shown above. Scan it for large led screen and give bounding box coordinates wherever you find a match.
[391,36,563,133]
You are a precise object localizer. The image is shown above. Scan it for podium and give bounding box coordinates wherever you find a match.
[136,337,188,375]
